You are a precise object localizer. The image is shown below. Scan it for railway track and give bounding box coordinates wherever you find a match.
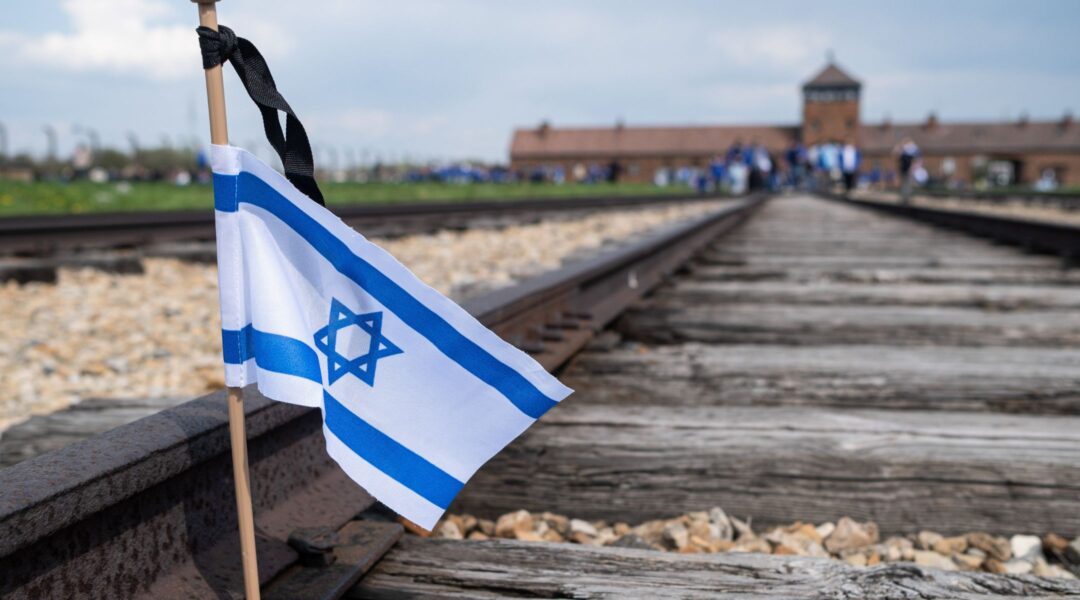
[832,192,1080,259]
[0,192,711,256]
[917,189,1080,211]
[0,194,765,599]
[4,192,1080,598]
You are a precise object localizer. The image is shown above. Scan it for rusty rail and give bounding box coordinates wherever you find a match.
[822,193,1080,259]
[916,188,1080,211]
[0,194,768,599]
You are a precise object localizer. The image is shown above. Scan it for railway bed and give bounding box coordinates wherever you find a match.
[4,193,1080,598]
[0,192,713,258]
[901,189,1080,211]
[0,195,722,284]
[454,196,1080,534]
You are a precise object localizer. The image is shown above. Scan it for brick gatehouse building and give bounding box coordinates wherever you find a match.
[509,62,1080,187]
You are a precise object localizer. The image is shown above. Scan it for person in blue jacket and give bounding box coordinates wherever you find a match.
[840,139,861,192]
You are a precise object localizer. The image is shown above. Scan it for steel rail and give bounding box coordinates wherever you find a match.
[0,193,769,600]
[915,188,1080,211]
[0,191,715,255]
[820,193,1080,259]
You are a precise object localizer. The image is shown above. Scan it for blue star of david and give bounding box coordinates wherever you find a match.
[313,298,403,386]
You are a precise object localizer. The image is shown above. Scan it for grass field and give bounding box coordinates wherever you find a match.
[0,180,694,217]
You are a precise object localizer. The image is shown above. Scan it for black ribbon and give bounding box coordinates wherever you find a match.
[197,25,324,205]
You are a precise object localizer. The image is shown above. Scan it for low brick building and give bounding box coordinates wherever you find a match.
[509,62,1080,186]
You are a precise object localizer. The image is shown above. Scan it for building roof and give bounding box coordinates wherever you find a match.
[859,118,1080,154]
[803,63,861,89]
[510,124,799,159]
[511,118,1080,160]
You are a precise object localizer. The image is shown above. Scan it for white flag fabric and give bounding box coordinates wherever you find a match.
[211,145,573,529]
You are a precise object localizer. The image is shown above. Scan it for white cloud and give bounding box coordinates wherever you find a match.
[0,0,293,81]
[9,0,193,80]
[2,1,1074,162]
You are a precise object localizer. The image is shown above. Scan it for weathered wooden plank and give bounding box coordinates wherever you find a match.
[563,343,1080,414]
[719,222,1025,239]
[617,302,1080,347]
[698,253,1062,269]
[689,195,1076,284]
[713,236,1040,251]
[703,197,1067,272]
[350,537,1080,599]
[360,196,1080,598]
[710,201,1013,237]
[705,240,1051,260]
[689,264,1080,286]
[453,403,1080,536]
[657,280,1080,309]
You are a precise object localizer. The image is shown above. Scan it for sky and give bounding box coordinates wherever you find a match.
[1,0,1078,163]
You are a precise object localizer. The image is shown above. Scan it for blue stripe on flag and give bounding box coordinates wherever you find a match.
[222,325,322,383]
[216,172,559,419]
[213,173,238,212]
[323,390,464,509]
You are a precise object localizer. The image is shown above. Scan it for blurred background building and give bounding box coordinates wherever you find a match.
[510,61,1080,187]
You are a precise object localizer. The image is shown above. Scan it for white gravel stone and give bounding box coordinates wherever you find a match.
[0,201,724,431]
[437,509,1078,579]
[1001,559,1035,575]
[1010,534,1043,562]
[569,518,598,537]
[815,522,836,540]
[913,550,958,571]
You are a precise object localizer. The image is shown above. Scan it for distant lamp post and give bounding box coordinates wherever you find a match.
[125,132,143,178]
[345,148,357,181]
[0,122,8,162]
[73,124,101,166]
[326,145,340,181]
[42,125,58,162]
[89,128,101,153]
[313,145,338,179]
[40,124,60,180]
[127,131,141,165]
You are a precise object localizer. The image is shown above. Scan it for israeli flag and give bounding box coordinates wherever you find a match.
[212,145,572,529]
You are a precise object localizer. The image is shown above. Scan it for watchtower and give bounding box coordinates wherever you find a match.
[801,59,861,146]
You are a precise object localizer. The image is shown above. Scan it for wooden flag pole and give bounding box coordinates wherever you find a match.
[195,0,229,146]
[226,386,261,600]
[192,2,260,599]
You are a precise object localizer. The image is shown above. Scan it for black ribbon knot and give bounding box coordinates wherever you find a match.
[196,25,324,205]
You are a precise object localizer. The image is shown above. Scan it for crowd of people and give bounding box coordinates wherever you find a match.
[518,139,933,196]
[688,137,928,198]
[383,137,936,195]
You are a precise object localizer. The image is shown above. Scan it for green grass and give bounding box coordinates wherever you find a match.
[0,180,693,217]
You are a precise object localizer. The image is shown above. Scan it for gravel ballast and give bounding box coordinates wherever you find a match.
[431,508,1080,579]
[0,201,724,431]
